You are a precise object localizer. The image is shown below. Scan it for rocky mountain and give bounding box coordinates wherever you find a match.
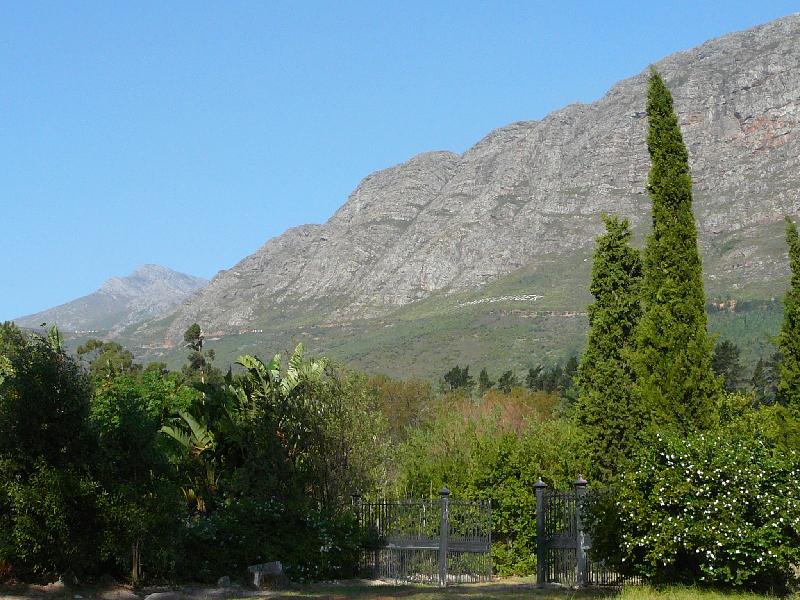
[15,265,208,336]
[139,15,799,376]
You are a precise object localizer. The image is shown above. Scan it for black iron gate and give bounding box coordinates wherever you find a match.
[535,476,631,587]
[354,489,492,586]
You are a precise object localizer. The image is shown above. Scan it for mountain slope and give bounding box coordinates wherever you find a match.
[141,14,799,375]
[15,265,208,335]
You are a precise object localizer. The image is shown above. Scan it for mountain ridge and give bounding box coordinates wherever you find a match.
[15,264,208,336]
[148,13,799,352]
[18,14,800,377]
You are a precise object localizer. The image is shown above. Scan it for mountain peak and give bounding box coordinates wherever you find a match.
[16,265,208,335]
[131,263,174,277]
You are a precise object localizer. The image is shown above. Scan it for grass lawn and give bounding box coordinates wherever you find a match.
[261,579,797,600]
[3,579,795,600]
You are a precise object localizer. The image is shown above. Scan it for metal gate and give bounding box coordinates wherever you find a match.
[354,489,492,586]
[535,476,631,587]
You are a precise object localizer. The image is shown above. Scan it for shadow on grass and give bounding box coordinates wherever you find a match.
[268,579,617,600]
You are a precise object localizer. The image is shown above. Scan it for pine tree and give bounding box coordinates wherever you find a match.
[766,350,784,405]
[443,365,473,391]
[751,358,770,406]
[711,339,743,393]
[777,217,800,409]
[526,365,543,390]
[478,368,493,393]
[562,355,579,389]
[496,370,517,393]
[576,215,643,481]
[632,70,720,433]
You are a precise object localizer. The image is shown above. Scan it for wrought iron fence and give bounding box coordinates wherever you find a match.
[354,489,492,586]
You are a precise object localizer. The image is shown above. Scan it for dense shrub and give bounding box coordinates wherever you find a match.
[1,462,102,580]
[0,327,385,583]
[367,374,435,442]
[604,427,800,591]
[164,349,387,582]
[178,498,361,582]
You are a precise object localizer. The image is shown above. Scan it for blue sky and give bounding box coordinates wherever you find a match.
[3,1,799,320]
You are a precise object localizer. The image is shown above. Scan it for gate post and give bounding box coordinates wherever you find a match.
[534,478,548,587]
[351,494,365,576]
[438,488,450,587]
[574,475,588,587]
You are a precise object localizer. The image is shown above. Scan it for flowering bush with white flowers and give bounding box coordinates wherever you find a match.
[607,429,800,590]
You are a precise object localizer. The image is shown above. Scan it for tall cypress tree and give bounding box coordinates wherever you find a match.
[632,70,720,434]
[777,217,800,409]
[576,215,643,481]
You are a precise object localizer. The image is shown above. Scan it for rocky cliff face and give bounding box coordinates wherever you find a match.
[160,14,800,343]
[15,265,208,335]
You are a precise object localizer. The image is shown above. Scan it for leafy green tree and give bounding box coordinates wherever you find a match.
[143,361,169,375]
[443,365,473,391]
[2,463,102,579]
[90,373,186,582]
[478,368,493,393]
[777,217,800,410]
[631,70,720,434]
[0,323,101,578]
[563,355,578,383]
[77,338,140,379]
[160,410,218,514]
[0,323,94,471]
[560,355,580,406]
[0,354,12,385]
[0,321,389,582]
[527,364,558,392]
[547,364,563,392]
[46,324,63,351]
[748,351,783,406]
[230,345,387,503]
[183,324,200,350]
[575,216,643,481]
[712,339,743,393]
[496,370,518,393]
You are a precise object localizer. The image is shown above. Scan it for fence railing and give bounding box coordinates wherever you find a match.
[356,477,635,588]
[353,489,492,586]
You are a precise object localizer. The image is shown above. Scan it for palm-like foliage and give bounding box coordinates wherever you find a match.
[160,411,217,512]
[236,343,326,398]
[232,344,327,451]
[160,411,214,456]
